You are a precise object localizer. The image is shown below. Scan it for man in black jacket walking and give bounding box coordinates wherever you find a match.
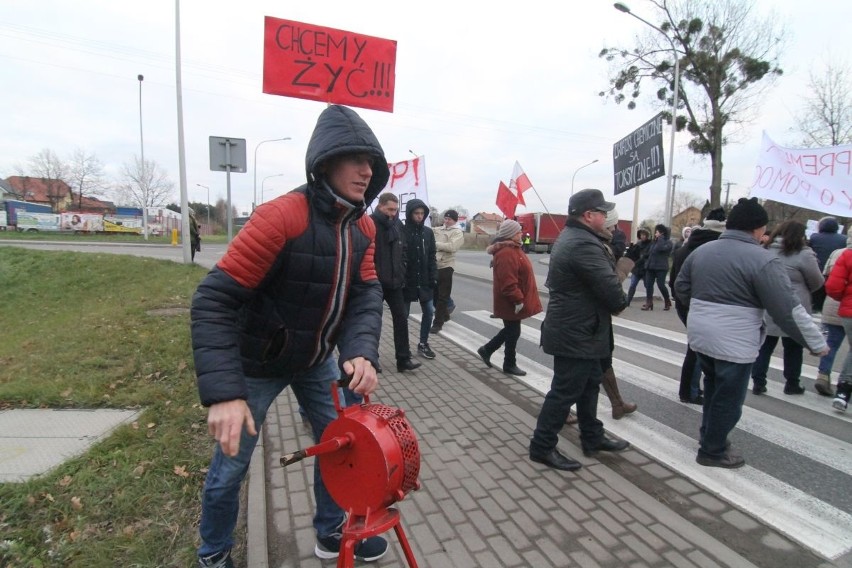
[402,198,438,360]
[371,193,421,372]
[529,189,630,472]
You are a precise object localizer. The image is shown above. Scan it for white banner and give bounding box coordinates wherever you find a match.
[375,155,430,222]
[749,132,852,216]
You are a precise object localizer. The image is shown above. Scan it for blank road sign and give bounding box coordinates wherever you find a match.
[209,136,247,173]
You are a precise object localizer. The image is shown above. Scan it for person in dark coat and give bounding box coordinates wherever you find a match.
[669,208,725,403]
[476,219,543,376]
[189,209,201,262]
[190,105,389,566]
[370,193,420,372]
[403,198,438,360]
[610,222,627,260]
[625,228,651,307]
[642,223,673,310]
[809,216,846,312]
[529,189,630,472]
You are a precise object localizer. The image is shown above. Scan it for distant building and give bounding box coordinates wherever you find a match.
[671,206,702,237]
[469,212,503,237]
[4,176,73,212]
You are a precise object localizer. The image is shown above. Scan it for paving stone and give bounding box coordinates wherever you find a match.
[689,492,728,513]
[721,508,761,532]
[665,476,701,495]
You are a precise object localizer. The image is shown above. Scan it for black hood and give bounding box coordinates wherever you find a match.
[405,198,429,225]
[305,105,389,207]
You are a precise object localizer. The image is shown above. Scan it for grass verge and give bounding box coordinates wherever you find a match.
[0,247,219,567]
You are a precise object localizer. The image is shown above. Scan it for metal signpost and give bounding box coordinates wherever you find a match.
[209,136,247,242]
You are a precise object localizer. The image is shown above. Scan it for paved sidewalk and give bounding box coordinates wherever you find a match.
[251,308,836,568]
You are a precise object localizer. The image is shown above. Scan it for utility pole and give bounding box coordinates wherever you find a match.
[670,174,682,222]
[724,182,737,209]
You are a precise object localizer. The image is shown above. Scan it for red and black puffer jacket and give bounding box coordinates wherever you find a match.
[191,105,389,407]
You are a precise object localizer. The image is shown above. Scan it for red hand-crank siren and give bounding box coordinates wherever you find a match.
[281,381,421,567]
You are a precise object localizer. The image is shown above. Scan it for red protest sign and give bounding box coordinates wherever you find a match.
[263,17,397,113]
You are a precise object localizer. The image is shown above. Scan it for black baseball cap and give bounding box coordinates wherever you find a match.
[568,188,616,215]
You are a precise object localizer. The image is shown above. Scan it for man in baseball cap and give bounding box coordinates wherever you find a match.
[529,188,629,472]
[568,188,616,216]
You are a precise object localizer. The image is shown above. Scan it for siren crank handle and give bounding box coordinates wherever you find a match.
[280,449,307,467]
[280,434,355,467]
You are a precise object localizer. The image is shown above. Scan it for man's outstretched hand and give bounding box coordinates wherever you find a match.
[207,399,257,457]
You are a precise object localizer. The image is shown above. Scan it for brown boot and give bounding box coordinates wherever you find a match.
[641,298,653,311]
[601,367,637,419]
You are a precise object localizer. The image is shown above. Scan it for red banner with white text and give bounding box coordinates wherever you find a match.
[263,17,397,113]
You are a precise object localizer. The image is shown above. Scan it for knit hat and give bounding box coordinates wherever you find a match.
[496,219,522,240]
[443,209,459,222]
[702,206,726,232]
[726,197,768,231]
[604,208,619,229]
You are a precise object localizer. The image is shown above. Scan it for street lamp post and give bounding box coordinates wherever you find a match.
[137,73,148,241]
[570,159,599,197]
[253,138,291,212]
[614,2,680,229]
[261,174,285,204]
[195,183,210,227]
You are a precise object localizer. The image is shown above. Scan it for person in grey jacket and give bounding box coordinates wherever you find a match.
[529,189,630,472]
[675,198,828,469]
[750,220,824,395]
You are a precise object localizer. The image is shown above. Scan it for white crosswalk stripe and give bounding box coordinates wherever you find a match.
[412,311,852,560]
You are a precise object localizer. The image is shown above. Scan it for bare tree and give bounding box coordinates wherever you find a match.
[600,0,786,208]
[117,156,175,208]
[649,189,704,221]
[67,148,106,210]
[17,148,70,211]
[796,57,852,147]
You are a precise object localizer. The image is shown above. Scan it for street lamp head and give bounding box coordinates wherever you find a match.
[614,2,631,13]
[138,74,144,81]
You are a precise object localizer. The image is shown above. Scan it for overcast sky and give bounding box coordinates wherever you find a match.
[2,0,850,222]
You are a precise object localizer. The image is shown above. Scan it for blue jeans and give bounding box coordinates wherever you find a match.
[696,353,752,459]
[750,335,803,388]
[818,323,846,376]
[405,296,434,344]
[198,356,347,557]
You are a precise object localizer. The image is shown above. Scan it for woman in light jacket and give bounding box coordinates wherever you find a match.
[815,228,852,396]
[824,246,852,412]
[751,220,824,395]
[476,220,542,376]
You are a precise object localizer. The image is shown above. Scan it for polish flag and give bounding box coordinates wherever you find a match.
[509,161,533,206]
[496,181,518,219]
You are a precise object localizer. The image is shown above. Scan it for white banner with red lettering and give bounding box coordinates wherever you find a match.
[750,132,852,215]
[376,156,430,223]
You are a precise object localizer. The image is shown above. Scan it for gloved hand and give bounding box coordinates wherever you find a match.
[514,303,524,314]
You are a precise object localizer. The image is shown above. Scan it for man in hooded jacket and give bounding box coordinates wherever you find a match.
[370,193,421,372]
[402,198,438,359]
[191,105,389,567]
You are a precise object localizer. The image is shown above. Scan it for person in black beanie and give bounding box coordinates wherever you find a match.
[669,207,726,404]
[675,197,828,469]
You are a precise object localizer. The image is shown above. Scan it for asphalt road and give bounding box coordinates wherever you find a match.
[4,239,851,561]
